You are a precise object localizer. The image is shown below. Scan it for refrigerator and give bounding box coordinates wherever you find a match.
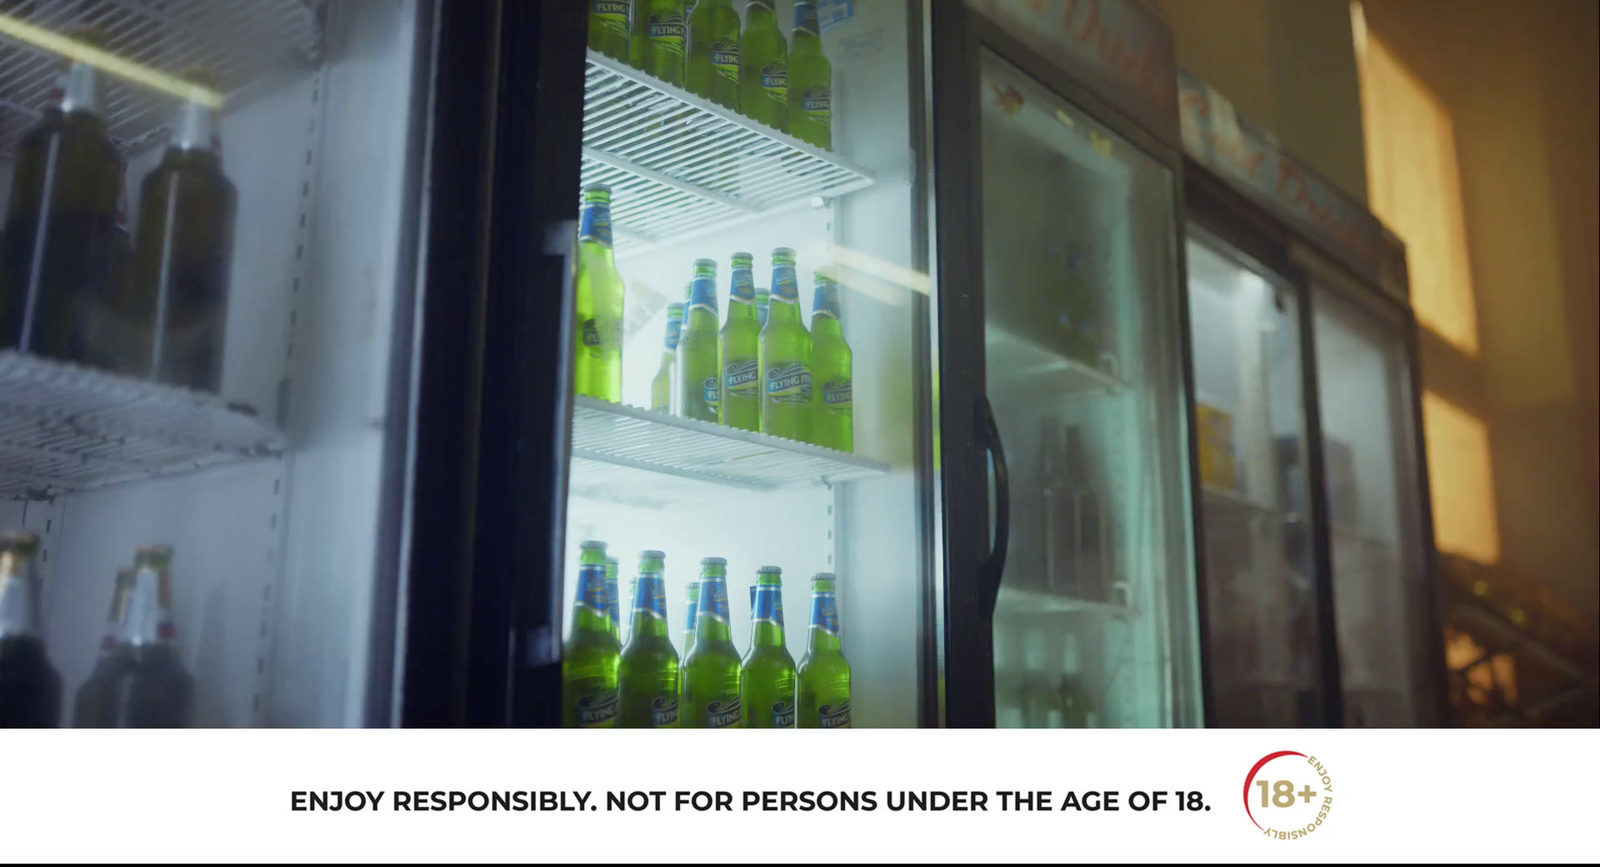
[462,0,1207,729]
[1178,69,1448,727]
[0,0,468,727]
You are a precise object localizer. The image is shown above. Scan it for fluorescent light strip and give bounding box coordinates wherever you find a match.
[0,13,225,109]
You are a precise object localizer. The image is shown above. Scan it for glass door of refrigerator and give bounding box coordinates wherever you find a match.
[559,0,933,728]
[0,2,436,726]
[1311,286,1437,726]
[978,51,1201,728]
[1186,234,1327,726]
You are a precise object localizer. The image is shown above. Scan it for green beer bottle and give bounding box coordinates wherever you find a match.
[686,0,739,110]
[679,581,700,699]
[632,0,688,85]
[677,258,721,423]
[756,286,771,328]
[739,0,788,130]
[588,0,632,62]
[626,575,639,644]
[811,267,853,452]
[798,572,851,728]
[741,566,797,728]
[719,252,761,431]
[618,553,680,728]
[760,247,814,442]
[563,541,621,727]
[605,556,621,641]
[788,1,832,149]
[575,185,625,403]
[680,557,742,728]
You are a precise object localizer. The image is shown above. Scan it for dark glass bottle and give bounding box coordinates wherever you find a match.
[0,30,123,364]
[129,69,237,392]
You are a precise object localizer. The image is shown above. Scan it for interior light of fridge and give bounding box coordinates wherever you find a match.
[825,243,931,297]
[0,13,226,108]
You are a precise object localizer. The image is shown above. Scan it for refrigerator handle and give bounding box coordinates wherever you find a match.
[976,394,1010,617]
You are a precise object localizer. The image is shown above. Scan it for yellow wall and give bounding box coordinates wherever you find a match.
[1156,0,1600,630]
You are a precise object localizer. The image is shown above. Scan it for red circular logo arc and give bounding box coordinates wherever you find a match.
[1243,750,1306,830]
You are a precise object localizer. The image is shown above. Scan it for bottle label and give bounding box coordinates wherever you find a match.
[702,375,720,409]
[578,564,607,617]
[575,689,620,727]
[581,319,601,347]
[766,362,813,405]
[724,358,759,396]
[699,578,729,623]
[731,268,757,303]
[754,585,784,627]
[711,41,740,83]
[689,274,719,316]
[634,576,668,621]
[684,595,699,631]
[592,1,629,37]
[818,699,852,728]
[578,203,613,247]
[772,267,800,302]
[705,696,743,728]
[606,575,620,625]
[664,317,682,352]
[802,86,832,123]
[810,591,839,635]
[650,695,680,728]
[647,13,687,49]
[771,698,796,728]
[761,64,789,105]
[824,379,852,413]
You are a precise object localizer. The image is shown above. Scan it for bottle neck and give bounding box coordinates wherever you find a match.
[172,97,221,156]
[125,563,177,648]
[0,551,42,640]
[629,574,670,640]
[56,61,105,117]
[747,1,777,28]
[683,589,699,643]
[577,203,615,265]
[572,561,611,633]
[811,312,843,339]
[807,588,842,653]
[98,576,132,654]
[793,6,822,53]
[694,575,734,644]
[752,583,786,647]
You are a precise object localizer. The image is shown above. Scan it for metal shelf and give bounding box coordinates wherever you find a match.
[0,350,285,499]
[0,0,322,159]
[570,396,888,508]
[995,585,1136,619]
[582,51,873,253]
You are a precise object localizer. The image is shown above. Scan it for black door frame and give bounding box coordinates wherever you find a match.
[931,3,1208,728]
[1182,162,1346,729]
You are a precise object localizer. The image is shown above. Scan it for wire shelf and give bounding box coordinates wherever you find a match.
[582,51,873,253]
[570,396,888,508]
[0,350,286,499]
[995,585,1136,619]
[0,0,322,159]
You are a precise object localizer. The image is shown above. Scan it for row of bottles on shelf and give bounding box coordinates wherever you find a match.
[997,630,1098,729]
[565,540,851,728]
[0,531,194,728]
[575,184,854,452]
[591,0,833,149]
[0,28,238,394]
[1035,416,1111,601]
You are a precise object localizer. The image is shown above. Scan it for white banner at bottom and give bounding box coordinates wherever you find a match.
[2,729,1595,862]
